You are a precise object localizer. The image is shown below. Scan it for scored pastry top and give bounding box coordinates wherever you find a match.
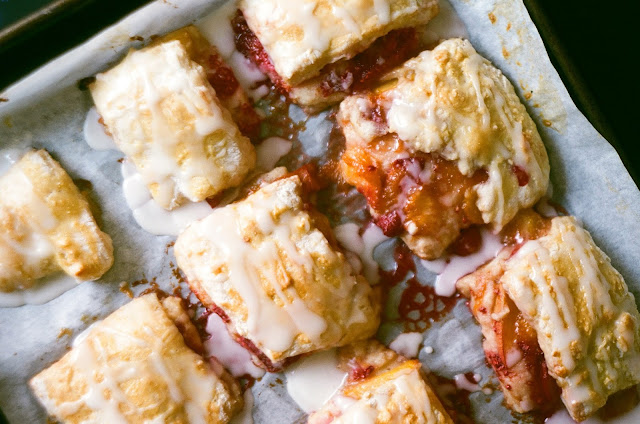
[239,0,439,85]
[0,150,113,292]
[175,175,380,364]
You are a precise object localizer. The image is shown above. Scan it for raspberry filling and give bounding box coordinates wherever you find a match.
[232,10,420,98]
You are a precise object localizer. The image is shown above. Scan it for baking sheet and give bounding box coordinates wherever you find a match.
[1,0,640,423]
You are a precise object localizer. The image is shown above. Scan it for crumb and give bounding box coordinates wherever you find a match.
[502,47,510,59]
[524,92,532,100]
[543,119,553,127]
[506,23,511,31]
[57,328,72,339]
[488,12,497,24]
[165,241,175,255]
[129,35,144,42]
[0,97,8,102]
[119,281,134,298]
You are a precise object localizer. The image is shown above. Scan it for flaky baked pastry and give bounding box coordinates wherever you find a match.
[458,213,640,421]
[308,340,453,424]
[0,150,113,292]
[30,293,243,423]
[234,0,438,109]
[90,39,256,210]
[339,38,550,259]
[174,176,380,367]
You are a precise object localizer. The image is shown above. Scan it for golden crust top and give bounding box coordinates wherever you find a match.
[460,216,640,421]
[30,294,242,424]
[90,40,255,210]
[174,176,380,363]
[240,0,438,85]
[338,38,549,232]
[309,340,453,424]
[0,150,113,292]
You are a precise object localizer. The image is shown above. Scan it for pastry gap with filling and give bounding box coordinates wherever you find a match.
[174,175,380,370]
[0,149,113,292]
[457,210,640,422]
[30,293,243,424]
[90,29,256,210]
[308,340,453,423]
[233,0,439,110]
[338,38,550,260]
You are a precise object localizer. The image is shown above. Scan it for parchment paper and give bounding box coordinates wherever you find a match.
[1,0,639,423]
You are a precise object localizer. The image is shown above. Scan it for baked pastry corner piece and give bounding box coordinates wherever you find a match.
[174,175,380,368]
[90,38,256,210]
[235,0,438,109]
[30,293,243,424]
[339,38,550,259]
[0,150,113,292]
[458,213,640,421]
[309,340,453,423]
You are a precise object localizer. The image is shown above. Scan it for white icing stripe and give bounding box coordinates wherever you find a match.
[121,161,212,236]
[83,107,118,151]
[389,332,423,358]
[191,185,327,352]
[0,273,77,308]
[285,349,347,413]
[334,223,389,285]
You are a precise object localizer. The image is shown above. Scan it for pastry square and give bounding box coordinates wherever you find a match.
[174,176,380,367]
[30,293,243,424]
[339,38,550,259]
[309,340,453,423]
[458,214,640,421]
[239,0,439,86]
[90,39,256,210]
[0,150,113,292]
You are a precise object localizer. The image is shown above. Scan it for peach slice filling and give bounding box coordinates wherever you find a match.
[340,133,488,258]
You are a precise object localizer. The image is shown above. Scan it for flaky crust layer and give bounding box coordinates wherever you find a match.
[0,150,113,291]
[338,38,549,258]
[240,0,438,85]
[309,340,453,424]
[175,176,380,364]
[90,41,255,210]
[30,294,242,424]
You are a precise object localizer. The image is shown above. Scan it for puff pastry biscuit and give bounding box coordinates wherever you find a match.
[339,38,550,259]
[174,176,380,367]
[90,39,256,210]
[235,0,438,109]
[458,214,640,421]
[309,340,453,424]
[30,293,243,424]
[0,150,113,292]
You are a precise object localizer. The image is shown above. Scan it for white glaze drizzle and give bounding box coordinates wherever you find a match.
[182,180,328,353]
[83,107,118,151]
[204,312,265,378]
[334,223,389,285]
[255,137,292,170]
[389,332,423,358]
[423,228,502,297]
[453,373,481,392]
[0,273,77,308]
[285,349,347,413]
[47,308,216,423]
[93,41,238,209]
[121,161,212,236]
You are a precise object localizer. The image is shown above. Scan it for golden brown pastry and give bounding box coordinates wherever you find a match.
[309,340,453,424]
[154,26,261,140]
[174,176,380,368]
[234,0,439,109]
[30,293,243,424]
[339,38,550,259]
[90,38,256,210]
[458,213,640,421]
[0,150,113,292]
